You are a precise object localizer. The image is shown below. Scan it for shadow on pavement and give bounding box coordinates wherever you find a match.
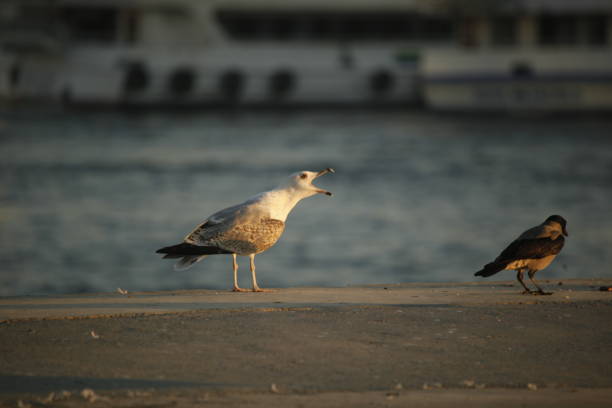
[0,374,205,394]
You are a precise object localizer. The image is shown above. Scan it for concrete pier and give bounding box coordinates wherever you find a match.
[1,279,611,407]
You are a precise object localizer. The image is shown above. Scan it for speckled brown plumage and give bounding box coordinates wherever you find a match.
[185,217,285,256]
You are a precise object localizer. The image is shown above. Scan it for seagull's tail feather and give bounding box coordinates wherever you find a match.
[475,261,507,277]
[174,255,208,271]
[156,243,232,271]
[156,243,232,256]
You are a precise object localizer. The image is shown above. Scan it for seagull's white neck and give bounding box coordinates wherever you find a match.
[256,187,315,222]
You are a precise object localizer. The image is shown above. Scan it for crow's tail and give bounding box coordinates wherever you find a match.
[475,261,507,277]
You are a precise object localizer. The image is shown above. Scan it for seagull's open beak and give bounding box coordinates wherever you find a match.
[314,168,334,196]
[562,226,569,237]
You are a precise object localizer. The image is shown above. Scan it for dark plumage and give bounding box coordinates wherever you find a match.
[156,243,232,259]
[475,215,568,295]
[475,237,565,277]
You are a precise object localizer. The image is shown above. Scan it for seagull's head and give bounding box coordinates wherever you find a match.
[545,215,568,237]
[284,168,335,198]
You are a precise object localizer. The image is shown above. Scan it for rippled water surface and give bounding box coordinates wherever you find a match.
[1,109,611,296]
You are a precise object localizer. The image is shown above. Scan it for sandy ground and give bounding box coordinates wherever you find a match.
[1,279,612,407]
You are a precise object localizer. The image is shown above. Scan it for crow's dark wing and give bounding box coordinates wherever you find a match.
[495,236,565,263]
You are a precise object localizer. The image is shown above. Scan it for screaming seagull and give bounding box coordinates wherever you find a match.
[156,168,334,292]
[474,215,568,295]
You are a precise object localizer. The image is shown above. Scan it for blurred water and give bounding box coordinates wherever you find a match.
[1,108,611,296]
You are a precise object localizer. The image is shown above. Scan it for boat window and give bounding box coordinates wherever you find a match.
[215,10,453,42]
[458,17,479,47]
[422,17,455,40]
[269,16,298,40]
[491,17,517,46]
[125,9,140,44]
[60,6,118,43]
[311,17,336,39]
[538,15,579,46]
[585,14,608,46]
[219,13,260,39]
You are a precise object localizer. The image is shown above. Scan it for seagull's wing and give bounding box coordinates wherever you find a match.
[183,196,263,245]
[183,204,243,245]
[495,236,565,263]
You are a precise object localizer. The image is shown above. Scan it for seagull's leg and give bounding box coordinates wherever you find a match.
[528,269,552,295]
[517,269,532,294]
[231,254,248,292]
[250,254,273,292]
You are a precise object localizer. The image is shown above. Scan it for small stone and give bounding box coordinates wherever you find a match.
[41,392,55,403]
[461,380,475,388]
[422,382,442,390]
[58,391,72,399]
[394,383,403,390]
[81,388,99,402]
[385,392,399,400]
[90,330,100,339]
[270,383,280,393]
[527,383,538,391]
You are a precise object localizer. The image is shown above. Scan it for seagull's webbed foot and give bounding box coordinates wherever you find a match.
[522,289,534,295]
[252,286,275,293]
[232,286,250,293]
[535,290,553,296]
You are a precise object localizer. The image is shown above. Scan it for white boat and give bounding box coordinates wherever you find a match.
[0,0,452,106]
[422,0,612,111]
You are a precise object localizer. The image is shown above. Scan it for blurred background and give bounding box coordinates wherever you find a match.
[1,0,611,296]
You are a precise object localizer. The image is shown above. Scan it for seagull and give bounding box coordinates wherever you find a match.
[474,215,568,295]
[156,168,334,292]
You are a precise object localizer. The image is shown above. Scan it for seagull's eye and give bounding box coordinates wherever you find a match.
[300,173,307,179]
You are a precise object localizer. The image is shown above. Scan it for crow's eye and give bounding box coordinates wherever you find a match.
[300,173,307,179]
